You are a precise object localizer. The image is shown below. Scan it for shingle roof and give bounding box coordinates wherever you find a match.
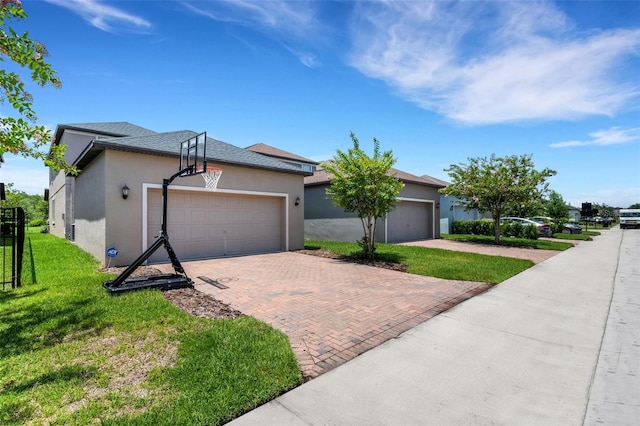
[246,143,318,165]
[422,174,450,187]
[57,122,157,138]
[304,167,446,188]
[75,130,308,175]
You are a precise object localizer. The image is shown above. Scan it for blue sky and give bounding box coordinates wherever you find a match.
[2,0,639,208]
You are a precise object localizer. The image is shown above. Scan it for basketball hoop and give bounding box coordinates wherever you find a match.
[201,167,223,190]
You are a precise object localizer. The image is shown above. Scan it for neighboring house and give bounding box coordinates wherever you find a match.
[568,205,581,222]
[246,143,319,173]
[433,177,491,233]
[304,168,445,243]
[48,122,310,267]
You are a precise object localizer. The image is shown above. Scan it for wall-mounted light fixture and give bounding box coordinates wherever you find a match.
[295,196,301,206]
[122,184,130,200]
[436,202,440,209]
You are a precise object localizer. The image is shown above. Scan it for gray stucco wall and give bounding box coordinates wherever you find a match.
[97,150,306,267]
[73,153,107,262]
[304,182,441,242]
[48,172,67,239]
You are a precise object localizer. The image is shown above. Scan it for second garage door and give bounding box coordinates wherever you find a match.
[385,201,432,242]
[146,189,284,263]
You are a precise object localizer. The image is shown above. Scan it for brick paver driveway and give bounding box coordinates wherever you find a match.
[157,251,491,379]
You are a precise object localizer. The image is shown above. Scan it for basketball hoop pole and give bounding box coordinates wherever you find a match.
[104,132,208,295]
[103,166,194,293]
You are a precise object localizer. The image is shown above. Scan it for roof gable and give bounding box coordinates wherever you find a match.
[305,167,446,189]
[75,130,309,175]
[246,143,318,165]
[58,122,157,138]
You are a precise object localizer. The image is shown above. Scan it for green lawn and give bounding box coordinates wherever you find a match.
[304,239,535,284]
[441,233,574,250]
[0,231,302,426]
[552,233,593,241]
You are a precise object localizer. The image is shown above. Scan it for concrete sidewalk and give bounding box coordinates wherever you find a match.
[230,227,639,425]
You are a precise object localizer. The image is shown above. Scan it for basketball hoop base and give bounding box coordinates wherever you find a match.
[103,274,193,295]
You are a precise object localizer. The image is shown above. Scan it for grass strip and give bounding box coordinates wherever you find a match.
[304,239,534,284]
[441,233,574,251]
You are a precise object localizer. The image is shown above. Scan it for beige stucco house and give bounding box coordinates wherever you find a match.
[49,122,310,267]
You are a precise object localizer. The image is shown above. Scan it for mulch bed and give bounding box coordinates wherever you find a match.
[296,249,409,272]
[100,266,243,320]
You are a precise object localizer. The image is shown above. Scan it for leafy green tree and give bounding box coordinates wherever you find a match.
[592,202,614,219]
[546,190,569,227]
[628,203,640,209]
[441,154,556,244]
[323,132,404,258]
[0,0,75,173]
[503,196,545,218]
[1,182,47,224]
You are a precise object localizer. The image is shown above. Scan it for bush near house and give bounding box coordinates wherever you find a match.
[451,219,540,240]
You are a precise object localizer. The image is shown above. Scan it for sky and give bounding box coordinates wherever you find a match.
[1,0,639,208]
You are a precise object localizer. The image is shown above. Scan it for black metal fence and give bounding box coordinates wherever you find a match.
[1,207,25,289]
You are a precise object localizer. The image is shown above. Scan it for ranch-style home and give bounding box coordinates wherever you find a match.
[304,168,446,243]
[48,122,311,267]
[245,142,446,243]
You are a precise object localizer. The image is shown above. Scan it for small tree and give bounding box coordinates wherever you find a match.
[0,0,75,173]
[441,154,556,244]
[546,190,569,230]
[323,132,404,258]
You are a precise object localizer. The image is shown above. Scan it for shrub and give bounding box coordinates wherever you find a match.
[451,220,494,236]
[500,222,511,237]
[523,224,539,240]
[451,220,470,235]
[510,222,524,238]
[29,219,47,227]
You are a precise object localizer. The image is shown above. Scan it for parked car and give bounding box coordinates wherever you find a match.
[560,223,583,234]
[500,217,553,237]
[529,216,583,234]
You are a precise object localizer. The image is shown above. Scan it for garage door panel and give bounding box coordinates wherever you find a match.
[387,202,431,242]
[147,189,283,262]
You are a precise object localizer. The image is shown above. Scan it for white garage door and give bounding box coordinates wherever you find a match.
[146,189,284,263]
[386,201,431,242]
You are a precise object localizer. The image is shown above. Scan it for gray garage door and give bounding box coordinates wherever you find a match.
[146,189,284,263]
[386,201,431,242]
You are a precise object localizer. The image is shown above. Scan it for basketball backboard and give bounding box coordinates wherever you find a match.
[179,132,207,176]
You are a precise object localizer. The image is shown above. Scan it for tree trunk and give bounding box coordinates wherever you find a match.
[494,217,501,244]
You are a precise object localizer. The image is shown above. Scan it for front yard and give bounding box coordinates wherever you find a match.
[2,231,580,424]
[0,231,302,426]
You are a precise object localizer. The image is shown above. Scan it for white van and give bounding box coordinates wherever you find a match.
[619,209,640,229]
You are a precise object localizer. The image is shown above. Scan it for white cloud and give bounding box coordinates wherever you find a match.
[284,45,319,68]
[550,127,640,148]
[0,155,49,196]
[184,0,318,38]
[45,0,152,33]
[184,0,323,67]
[349,1,640,125]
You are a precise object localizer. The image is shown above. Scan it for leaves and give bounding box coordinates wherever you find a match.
[0,2,73,173]
[323,132,404,257]
[441,154,556,243]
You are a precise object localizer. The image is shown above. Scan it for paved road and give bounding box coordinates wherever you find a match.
[230,227,639,425]
[584,228,640,424]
